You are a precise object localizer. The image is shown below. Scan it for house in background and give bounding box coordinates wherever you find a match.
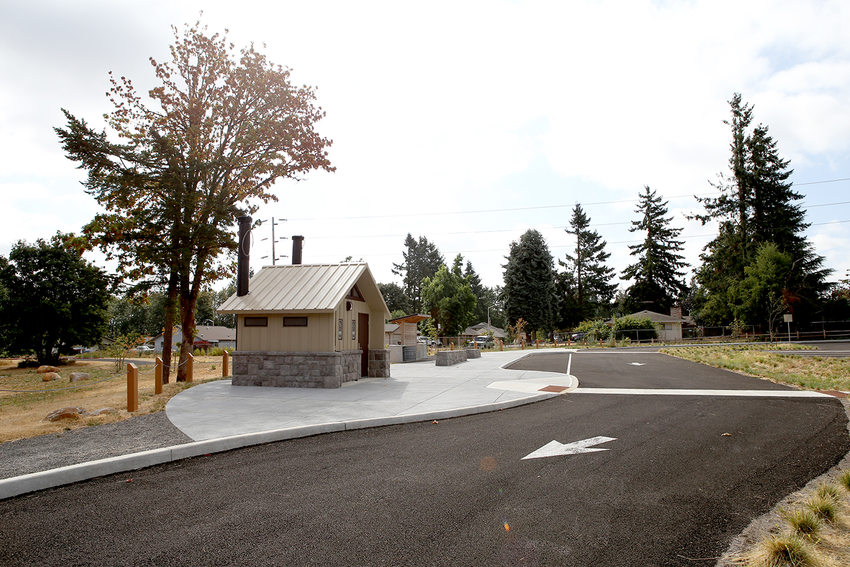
[461,322,507,342]
[217,261,391,388]
[152,325,236,352]
[624,308,686,341]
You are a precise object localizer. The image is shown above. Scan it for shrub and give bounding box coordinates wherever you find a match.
[612,316,657,341]
[574,319,610,341]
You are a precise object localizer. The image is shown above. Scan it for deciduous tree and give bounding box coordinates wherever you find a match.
[56,21,333,380]
[0,236,110,364]
[421,260,477,337]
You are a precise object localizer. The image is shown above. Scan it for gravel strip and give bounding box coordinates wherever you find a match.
[0,413,192,480]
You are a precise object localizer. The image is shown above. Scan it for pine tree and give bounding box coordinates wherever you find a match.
[391,234,444,313]
[558,204,617,325]
[694,93,829,325]
[621,186,688,313]
[502,229,556,333]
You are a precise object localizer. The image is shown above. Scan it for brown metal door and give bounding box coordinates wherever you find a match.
[358,313,369,377]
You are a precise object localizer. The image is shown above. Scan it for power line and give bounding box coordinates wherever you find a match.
[795,177,850,186]
[299,202,850,243]
[285,180,850,223]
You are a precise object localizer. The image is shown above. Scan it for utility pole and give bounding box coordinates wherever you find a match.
[260,217,288,265]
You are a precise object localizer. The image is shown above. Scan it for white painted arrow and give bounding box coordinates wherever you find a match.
[522,436,617,460]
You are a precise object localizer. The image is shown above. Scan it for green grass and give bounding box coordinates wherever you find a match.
[660,345,850,392]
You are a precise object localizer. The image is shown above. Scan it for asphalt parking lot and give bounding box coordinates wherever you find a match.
[1,349,846,566]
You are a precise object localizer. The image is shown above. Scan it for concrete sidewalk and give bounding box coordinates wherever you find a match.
[1,350,576,500]
[167,350,577,441]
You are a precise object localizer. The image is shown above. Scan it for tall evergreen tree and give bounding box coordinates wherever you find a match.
[621,186,688,313]
[391,233,444,313]
[694,93,829,325]
[502,229,556,333]
[461,259,498,327]
[558,204,617,326]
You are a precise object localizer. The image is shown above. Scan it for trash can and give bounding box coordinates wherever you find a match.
[402,345,416,362]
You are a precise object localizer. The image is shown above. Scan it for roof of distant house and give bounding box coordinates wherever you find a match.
[461,322,507,338]
[622,310,686,323]
[152,325,235,342]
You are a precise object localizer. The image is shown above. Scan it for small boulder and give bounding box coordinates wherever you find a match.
[45,407,87,422]
[42,372,61,382]
[89,407,117,416]
[37,365,59,374]
[69,372,90,382]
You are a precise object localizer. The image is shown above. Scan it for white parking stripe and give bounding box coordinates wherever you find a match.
[572,388,832,398]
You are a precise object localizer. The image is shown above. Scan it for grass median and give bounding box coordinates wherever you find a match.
[660,344,850,393]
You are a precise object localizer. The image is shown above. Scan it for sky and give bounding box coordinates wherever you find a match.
[2,0,849,293]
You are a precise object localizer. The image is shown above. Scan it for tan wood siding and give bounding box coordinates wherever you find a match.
[334,298,373,352]
[238,314,333,352]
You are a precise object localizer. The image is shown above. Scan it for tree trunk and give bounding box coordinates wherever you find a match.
[161,272,178,384]
[176,289,198,382]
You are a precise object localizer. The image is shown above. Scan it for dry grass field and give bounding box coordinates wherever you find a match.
[0,356,226,443]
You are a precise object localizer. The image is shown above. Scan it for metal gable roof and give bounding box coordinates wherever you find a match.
[217,263,387,314]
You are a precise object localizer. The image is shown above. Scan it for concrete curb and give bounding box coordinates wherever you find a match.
[0,393,555,501]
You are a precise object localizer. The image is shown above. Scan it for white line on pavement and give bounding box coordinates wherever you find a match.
[572,388,832,397]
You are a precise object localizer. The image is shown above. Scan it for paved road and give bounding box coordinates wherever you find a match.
[1,351,846,566]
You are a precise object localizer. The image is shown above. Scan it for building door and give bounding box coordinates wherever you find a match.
[358,313,369,377]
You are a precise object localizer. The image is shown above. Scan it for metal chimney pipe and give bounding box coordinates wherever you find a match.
[292,235,304,265]
[237,216,252,296]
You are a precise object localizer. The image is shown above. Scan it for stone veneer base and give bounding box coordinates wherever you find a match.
[232,350,390,388]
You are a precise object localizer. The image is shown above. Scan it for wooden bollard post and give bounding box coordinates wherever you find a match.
[499,339,503,351]
[186,353,194,383]
[155,357,163,394]
[222,351,230,377]
[127,363,138,412]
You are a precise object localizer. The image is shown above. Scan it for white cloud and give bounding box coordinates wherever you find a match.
[2,0,849,291]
